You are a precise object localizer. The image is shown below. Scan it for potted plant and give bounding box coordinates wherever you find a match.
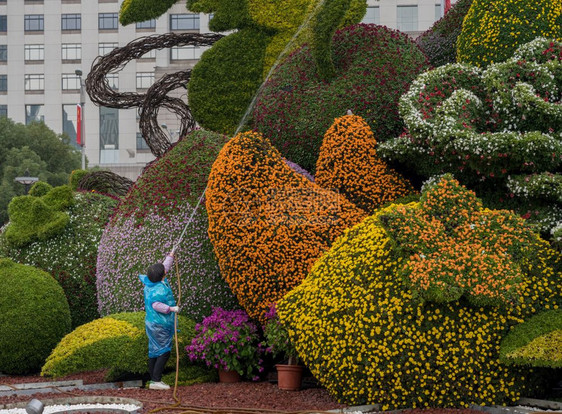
[185,307,265,382]
[263,304,303,391]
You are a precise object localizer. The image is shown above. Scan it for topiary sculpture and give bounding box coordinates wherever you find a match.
[29,181,53,197]
[0,190,119,328]
[253,23,430,173]
[0,259,71,374]
[500,309,562,369]
[41,312,212,383]
[456,0,562,67]
[206,130,366,323]
[96,130,239,321]
[118,0,366,135]
[315,114,415,213]
[415,0,473,67]
[278,176,562,408]
[77,170,134,198]
[379,38,562,239]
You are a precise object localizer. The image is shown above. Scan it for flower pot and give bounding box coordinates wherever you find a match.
[218,368,241,383]
[275,364,303,391]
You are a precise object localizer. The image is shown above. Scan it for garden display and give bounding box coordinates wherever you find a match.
[41,312,212,384]
[0,187,118,327]
[253,23,430,172]
[456,0,562,67]
[0,259,71,375]
[205,130,365,323]
[379,38,562,238]
[96,130,239,321]
[277,176,562,408]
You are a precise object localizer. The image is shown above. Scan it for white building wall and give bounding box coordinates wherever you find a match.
[0,0,453,180]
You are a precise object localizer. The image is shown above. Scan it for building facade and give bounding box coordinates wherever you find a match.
[0,0,452,179]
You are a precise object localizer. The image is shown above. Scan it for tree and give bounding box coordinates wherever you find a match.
[0,118,81,224]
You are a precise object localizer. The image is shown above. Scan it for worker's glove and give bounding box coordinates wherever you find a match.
[170,306,180,313]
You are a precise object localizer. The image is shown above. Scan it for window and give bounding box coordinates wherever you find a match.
[62,73,80,90]
[24,15,44,32]
[0,74,6,92]
[99,13,118,30]
[0,105,6,118]
[0,45,6,62]
[105,73,118,90]
[62,14,81,31]
[24,44,44,61]
[136,72,154,89]
[62,43,81,61]
[98,42,118,56]
[170,46,202,60]
[170,14,199,31]
[24,74,44,91]
[0,16,6,32]
[99,106,119,151]
[62,104,79,148]
[397,5,418,32]
[25,104,44,124]
[136,132,149,150]
[435,4,442,21]
[136,19,156,29]
[361,6,380,24]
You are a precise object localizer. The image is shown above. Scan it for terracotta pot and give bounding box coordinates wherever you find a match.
[218,368,241,383]
[275,364,304,391]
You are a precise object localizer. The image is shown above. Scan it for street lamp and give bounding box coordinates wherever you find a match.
[14,168,39,194]
[75,69,86,170]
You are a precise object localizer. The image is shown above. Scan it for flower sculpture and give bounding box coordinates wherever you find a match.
[206,130,366,323]
[277,176,561,408]
[96,130,239,321]
[379,38,562,237]
[315,114,415,213]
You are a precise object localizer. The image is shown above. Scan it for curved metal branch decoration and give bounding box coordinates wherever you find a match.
[85,32,224,157]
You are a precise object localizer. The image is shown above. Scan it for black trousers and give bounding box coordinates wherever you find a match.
[148,351,170,382]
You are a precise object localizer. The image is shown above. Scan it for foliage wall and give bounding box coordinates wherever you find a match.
[0,259,71,374]
[206,130,366,323]
[278,177,562,408]
[379,38,562,238]
[0,190,118,328]
[253,23,430,173]
[456,0,562,66]
[96,130,239,321]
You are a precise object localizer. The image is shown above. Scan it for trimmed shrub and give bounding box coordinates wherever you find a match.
[253,23,430,173]
[0,191,119,328]
[97,130,239,321]
[119,0,178,26]
[0,259,71,374]
[29,181,53,197]
[4,186,74,247]
[416,0,473,67]
[206,130,366,323]
[456,0,562,67]
[278,177,561,408]
[41,312,212,383]
[500,310,562,368]
[315,114,415,212]
[379,38,562,237]
[69,169,88,191]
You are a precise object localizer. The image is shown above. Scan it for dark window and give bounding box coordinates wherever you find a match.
[0,74,7,91]
[24,15,44,31]
[136,19,155,29]
[0,16,6,32]
[98,13,118,30]
[0,105,6,118]
[170,14,199,31]
[0,45,7,61]
[62,14,81,31]
[136,132,149,150]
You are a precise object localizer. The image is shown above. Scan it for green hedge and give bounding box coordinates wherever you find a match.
[0,259,71,374]
[119,0,178,26]
[457,0,562,66]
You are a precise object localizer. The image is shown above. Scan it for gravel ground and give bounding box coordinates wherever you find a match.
[0,370,484,414]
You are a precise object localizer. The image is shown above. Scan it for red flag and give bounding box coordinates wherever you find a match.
[76,104,82,146]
